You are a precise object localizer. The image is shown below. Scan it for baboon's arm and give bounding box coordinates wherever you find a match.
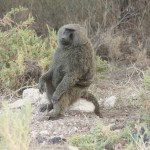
[39,69,53,94]
[51,72,78,103]
[76,80,92,87]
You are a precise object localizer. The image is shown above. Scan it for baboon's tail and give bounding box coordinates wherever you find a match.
[81,91,103,118]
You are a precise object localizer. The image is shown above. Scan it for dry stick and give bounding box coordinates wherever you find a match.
[129,133,147,150]
[2,84,38,98]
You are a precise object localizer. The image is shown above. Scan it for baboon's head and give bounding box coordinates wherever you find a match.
[57,24,88,47]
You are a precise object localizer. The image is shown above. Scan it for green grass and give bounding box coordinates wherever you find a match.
[96,57,111,73]
[70,121,150,150]
[70,121,126,150]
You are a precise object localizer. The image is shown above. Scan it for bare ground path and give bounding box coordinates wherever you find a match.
[29,67,150,150]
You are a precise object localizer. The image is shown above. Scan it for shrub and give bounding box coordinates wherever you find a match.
[0,8,57,91]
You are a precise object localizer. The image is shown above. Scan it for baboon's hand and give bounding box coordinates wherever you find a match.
[39,79,44,94]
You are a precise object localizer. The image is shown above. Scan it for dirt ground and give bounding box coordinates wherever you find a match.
[29,66,150,150]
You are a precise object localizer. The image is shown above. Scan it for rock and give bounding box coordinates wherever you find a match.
[70,98,95,112]
[104,96,117,108]
[110,124,125,131]
[40,130,49,136]
[9,99,24,108]
[39,93,48,104]
[9,98,31,109]
[48,136,66,144]
[37,135,47,144]
[68,145,79,150]
[9,88,42,109]
[22,88,40,104]
[49,136,62,144]
[30,131,38,139]
[131,93,138,100]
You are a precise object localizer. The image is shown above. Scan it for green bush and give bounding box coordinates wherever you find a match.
[0,8,57,91]
[0,102,32,150]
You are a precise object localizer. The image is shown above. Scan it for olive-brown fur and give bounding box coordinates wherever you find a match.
[39,24,102,119]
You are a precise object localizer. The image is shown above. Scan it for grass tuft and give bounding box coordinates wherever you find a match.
[0,102,32,150]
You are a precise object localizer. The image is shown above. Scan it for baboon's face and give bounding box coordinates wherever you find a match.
[59,28,75,46]
[58,24,88,47]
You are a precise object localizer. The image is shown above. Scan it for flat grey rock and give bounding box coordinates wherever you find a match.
[70,98,95,112]
[22,88,40,104]
[9,99,24,108]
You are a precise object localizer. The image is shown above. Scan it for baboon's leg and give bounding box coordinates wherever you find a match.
[40,79,55,112]
[81,91,103,118]
[40,103,53,112]
[47,93,70,119]
[46,102,62,119]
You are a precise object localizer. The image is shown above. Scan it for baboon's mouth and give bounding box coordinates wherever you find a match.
[60,40,70,45]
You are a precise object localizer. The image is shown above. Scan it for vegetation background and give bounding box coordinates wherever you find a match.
[0,0,150,150]
[0,0,150,92]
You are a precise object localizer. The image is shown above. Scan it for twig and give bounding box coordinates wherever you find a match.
[1,84,38,99]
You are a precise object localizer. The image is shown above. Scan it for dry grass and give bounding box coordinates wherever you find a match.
[0,102,32,150]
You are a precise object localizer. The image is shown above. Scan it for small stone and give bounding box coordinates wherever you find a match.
[131,93,138,100]
[73,127,78,132]
[110,124,125,131]
[37,135,47,143]
[53,132,57,135]
[104,96,117,108]
[49,136,61,144]
[68,145,79,150]
[48,136,66,144]
[30,131,37,139]
[40,130,49,136]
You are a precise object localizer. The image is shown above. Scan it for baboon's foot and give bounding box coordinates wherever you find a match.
[40,103,53,112]
[46,109,64,120]
[94,108,103,118]
[96,111,103,118]
[48,115,64,120]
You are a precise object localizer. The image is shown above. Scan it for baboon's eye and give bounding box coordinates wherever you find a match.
[69,32,73,40]
[65,28,75,32]
[64,28,75,40]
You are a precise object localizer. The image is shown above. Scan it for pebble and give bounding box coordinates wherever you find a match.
[40,130,49,136]
[104,96,117,108]
[37,135,47,144]
[68,145,79,150]
[48,136,63,144]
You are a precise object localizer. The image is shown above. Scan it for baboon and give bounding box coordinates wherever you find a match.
[39,24,102,119]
